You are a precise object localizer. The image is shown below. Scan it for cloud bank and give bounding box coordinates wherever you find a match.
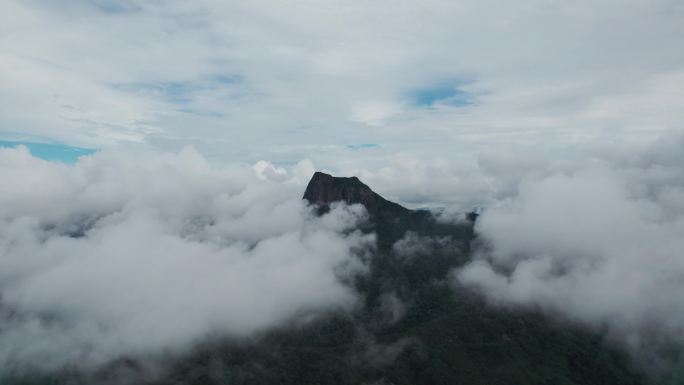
[456,133,684,362]
[0,146,373,371]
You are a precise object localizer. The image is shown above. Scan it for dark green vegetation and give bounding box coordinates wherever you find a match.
[2,173,659,384]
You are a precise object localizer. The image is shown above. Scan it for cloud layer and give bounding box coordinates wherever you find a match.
[0,146,373,370]
[456,133,684,360]
[2,0,683,165]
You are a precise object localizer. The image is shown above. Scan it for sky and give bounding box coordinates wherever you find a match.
[1,0,683,176]
[1,0,684,377]
[0,140,95,163]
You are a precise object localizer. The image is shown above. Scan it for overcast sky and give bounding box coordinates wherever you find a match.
[1,0,683,170]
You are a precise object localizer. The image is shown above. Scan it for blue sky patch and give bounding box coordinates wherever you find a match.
[0,140,96,164]
[346,143,381,150]
[89,0,140,14]
[408,81,475,108]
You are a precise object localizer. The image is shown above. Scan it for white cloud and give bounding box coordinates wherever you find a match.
[253,159,288,181]
[455,132,684,354]
[1,0,682,161]
[350,100,403,126]
[0,146,373,370]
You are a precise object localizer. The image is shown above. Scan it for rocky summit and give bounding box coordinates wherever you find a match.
[303,171,409,216]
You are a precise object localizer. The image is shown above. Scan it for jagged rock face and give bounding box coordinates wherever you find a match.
[302,172,408,216]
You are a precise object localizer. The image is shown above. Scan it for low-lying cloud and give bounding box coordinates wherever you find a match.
[0,146,373,371]
[4,130,684,375]
[456,133,684,361]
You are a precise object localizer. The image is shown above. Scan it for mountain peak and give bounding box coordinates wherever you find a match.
[303,172,408,216]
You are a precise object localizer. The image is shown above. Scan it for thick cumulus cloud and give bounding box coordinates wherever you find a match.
[455,133,684,357]
[0,146,373,370]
